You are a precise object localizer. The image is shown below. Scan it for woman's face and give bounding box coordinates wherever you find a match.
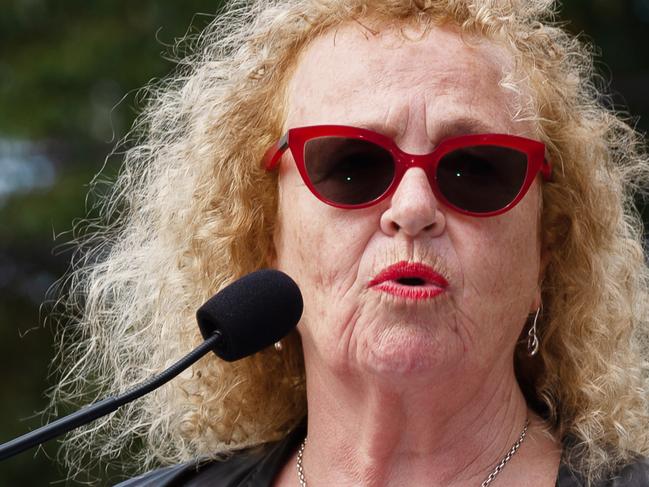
[274,23,543,382]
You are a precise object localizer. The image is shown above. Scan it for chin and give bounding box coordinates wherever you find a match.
[362,324,459,377]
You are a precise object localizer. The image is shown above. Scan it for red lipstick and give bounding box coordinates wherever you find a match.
[369,261,448,300]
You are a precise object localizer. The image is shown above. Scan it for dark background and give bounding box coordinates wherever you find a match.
[1,1,647,485]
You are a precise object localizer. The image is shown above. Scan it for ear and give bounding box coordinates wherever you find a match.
[268,244,278,269]
[529,246,550,313]
[529,286,542,313]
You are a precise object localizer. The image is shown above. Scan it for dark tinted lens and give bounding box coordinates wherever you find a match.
[304,137,395,205]
[436,145,528,213]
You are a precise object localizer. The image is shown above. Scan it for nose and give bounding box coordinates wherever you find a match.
[379,168,446,238]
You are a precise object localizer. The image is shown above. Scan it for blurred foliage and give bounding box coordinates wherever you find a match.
[0,0,224,140]
[0,1,224,485]
[0,0,647,485]
[561,0,649,134]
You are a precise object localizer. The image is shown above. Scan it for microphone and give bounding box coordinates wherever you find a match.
[0,269,303,461]
[197,268,303,361]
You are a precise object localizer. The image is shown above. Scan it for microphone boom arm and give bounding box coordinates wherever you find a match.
[0,332,222,461]
[0,268,304,463]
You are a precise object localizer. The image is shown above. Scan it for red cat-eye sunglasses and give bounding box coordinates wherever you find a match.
[264,125,551,217]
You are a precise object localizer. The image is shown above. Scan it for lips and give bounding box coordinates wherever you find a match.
[368,261,448,300]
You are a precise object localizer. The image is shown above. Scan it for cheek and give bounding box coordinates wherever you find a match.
[451,207,542,354]
[275,205,363,291]
[462,224,538,295]
[273,180,375,339]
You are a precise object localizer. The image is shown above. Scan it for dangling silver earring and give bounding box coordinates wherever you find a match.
[527,306,541,357]
[274,340,283,352]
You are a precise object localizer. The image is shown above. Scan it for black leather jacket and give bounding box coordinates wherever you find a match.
[115,422,649,487]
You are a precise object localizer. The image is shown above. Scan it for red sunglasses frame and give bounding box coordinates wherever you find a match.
[263,125,551,217]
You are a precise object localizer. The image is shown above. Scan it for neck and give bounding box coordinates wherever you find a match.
[296,353,548,487]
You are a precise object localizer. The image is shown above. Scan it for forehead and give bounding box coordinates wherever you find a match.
[285,22,518,139]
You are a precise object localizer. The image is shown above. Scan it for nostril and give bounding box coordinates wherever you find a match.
[391,221,401,232]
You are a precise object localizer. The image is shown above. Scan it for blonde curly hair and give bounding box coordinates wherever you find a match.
[50,0,649,484]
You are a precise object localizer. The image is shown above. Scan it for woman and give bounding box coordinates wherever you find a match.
[52,1,649,486]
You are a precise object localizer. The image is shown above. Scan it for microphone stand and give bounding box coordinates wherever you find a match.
[0,268,304,462]
[0,332,221,461]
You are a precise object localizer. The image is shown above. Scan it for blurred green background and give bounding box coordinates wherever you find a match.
[1,1,647,485]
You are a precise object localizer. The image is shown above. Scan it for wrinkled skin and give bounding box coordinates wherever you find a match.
[272,21,556,487]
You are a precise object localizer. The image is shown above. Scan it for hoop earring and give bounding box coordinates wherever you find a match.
[527,306,541,357]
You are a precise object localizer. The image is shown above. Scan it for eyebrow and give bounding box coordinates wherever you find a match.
[435,117,500,140]
[352,116,500,141]
[324,116,502,150]
[354,121,397,136]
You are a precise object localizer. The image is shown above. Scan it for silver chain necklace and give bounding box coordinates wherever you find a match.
[296,419,529,487]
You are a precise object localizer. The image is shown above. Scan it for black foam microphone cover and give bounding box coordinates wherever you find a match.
[196,269,303,361]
